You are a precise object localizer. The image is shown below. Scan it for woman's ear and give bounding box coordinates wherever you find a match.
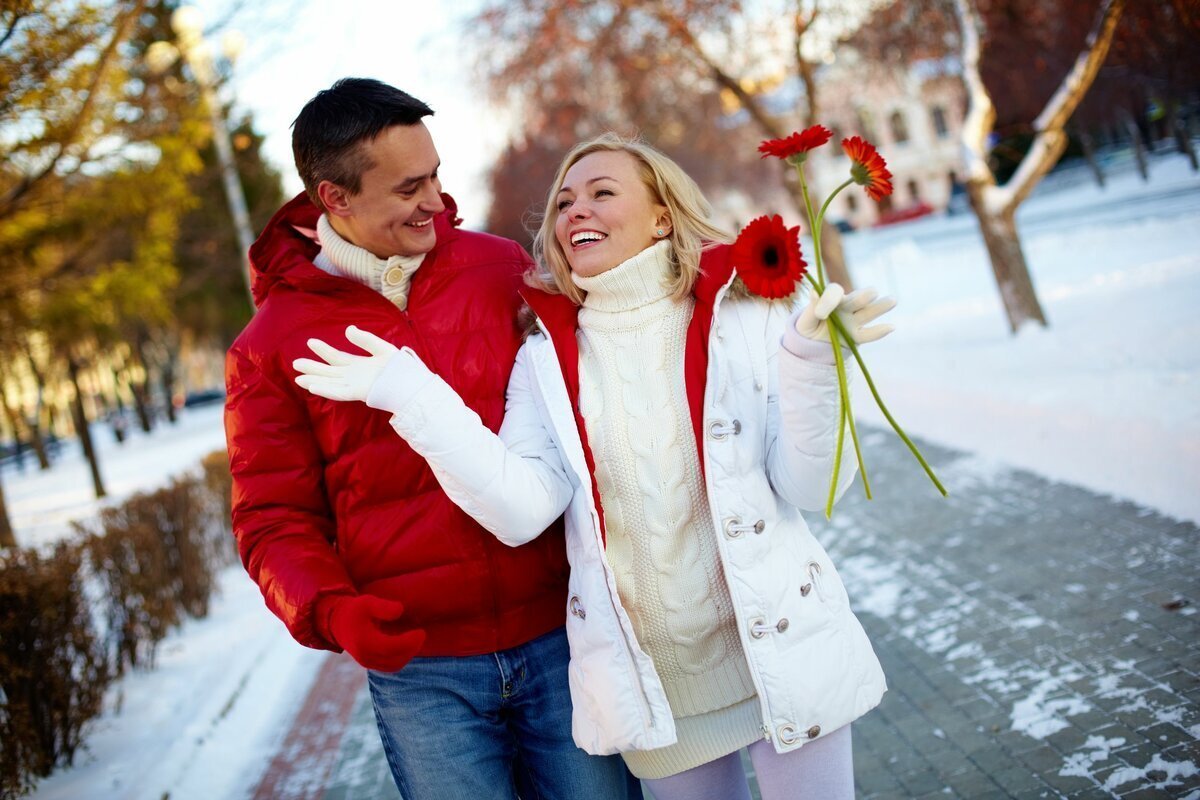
[655,212,673,238]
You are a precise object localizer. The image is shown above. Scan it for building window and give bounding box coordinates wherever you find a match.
[908,179,921,202]
[855,109,877,142]
[889,111,910,144]
[931,105,949,139]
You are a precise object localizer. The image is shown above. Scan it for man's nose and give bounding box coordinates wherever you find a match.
[421,184,445,213]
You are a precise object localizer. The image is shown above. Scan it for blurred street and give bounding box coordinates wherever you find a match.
[255,427,1198,800]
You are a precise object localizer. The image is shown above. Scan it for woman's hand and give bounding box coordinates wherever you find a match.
[294,325,399,403]
[794,284,896,344]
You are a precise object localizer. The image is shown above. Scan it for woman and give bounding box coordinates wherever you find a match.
[294,134,893,800]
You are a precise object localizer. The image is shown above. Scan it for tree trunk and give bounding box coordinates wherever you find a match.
[131,332,154,433]
[0,477,15,548]
[21,345,51,468]
[1079,129,1105,188]
[967,183,1048,332]
[66,356,106,499]
[1126,117,1149,181]
[27,416,50,470]
[1172,113,1198,171]
[161,351,177,424]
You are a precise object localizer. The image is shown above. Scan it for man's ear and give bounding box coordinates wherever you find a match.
[317,180,353,218]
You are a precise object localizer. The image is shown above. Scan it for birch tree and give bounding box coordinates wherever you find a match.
[955,0,1126,332]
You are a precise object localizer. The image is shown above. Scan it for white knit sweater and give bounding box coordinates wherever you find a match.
[573,241,760,778]
[313,214,424,309]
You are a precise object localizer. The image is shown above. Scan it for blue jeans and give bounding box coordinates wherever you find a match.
[368,626,639,800]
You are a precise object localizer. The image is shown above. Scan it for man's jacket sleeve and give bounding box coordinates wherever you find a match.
[225,344,356,650]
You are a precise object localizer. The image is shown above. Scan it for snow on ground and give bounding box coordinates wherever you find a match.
[28,566,326,800]
[6,403,231,549]
[840,152,1200,523]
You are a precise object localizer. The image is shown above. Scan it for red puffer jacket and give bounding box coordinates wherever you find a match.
[224,192,569,657]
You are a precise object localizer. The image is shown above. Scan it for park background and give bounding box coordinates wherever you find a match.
[1,1,1197,798]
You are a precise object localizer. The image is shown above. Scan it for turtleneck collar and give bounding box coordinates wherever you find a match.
[313,214,425,310]
[571,239,675,314]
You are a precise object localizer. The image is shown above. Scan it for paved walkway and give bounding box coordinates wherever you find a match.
[257,427,1199,799]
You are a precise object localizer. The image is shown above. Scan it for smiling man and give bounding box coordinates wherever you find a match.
[223,79,636,799]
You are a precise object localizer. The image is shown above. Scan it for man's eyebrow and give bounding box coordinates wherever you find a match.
[393,163,441,191]
[557,175,617,195]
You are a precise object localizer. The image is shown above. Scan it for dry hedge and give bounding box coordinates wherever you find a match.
[0,449,234,799]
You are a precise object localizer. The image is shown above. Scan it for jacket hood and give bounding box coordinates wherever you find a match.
[247,191,464,307]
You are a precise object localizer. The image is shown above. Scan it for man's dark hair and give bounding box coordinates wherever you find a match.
[292,78,434,208]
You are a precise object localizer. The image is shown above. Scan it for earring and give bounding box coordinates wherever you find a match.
[656,228,665,237]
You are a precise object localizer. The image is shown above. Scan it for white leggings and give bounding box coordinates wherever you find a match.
[642,724,854,800]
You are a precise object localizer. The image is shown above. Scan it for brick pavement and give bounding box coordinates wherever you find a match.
[275,426,1199,799]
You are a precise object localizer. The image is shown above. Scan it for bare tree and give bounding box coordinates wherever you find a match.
[955,0,1126,332]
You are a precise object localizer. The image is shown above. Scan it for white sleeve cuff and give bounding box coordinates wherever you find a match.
[781,309,839,365]
[365,347,438,415]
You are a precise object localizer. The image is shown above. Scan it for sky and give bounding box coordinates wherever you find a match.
[193,0,509,227]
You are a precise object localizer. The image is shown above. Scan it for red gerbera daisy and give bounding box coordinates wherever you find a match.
[730,215,807,299]
[841,136,894,201]
[758,125,833,164]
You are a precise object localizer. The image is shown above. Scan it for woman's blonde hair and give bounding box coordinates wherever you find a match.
[528,133,731,304]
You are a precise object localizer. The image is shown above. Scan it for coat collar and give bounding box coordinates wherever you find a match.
[247,191,464,308]
[519,243,736,545]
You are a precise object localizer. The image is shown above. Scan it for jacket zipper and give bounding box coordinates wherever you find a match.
[699,279,779,743]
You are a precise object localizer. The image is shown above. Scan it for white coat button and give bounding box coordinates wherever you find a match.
[776,618,789,633]
[807,725,821,739]
[800,583,812,597]
[753,519,765,534]
[384,267,405,286]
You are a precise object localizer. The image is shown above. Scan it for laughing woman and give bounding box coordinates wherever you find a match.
[294,134,893,800]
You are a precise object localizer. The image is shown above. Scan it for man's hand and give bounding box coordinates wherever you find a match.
[794,284,896,345]
[294,325,399,403]
[323,593,425,672]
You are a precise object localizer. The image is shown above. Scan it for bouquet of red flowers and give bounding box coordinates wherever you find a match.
[732,125,946,517]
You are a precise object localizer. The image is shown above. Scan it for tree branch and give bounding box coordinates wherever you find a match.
[954,0,998,201]
[996,0,1126,212]
[793,1,820,126]
[0,0,148,220]
[650,3,787,140]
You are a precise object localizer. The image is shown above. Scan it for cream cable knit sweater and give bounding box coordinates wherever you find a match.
[573,241,759,779]
[313,214,424,309]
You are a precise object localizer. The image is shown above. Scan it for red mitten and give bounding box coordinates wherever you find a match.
[320,594,426,672]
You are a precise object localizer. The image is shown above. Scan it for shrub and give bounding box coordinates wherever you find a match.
[0,543,110,799]
[1,449,236,796]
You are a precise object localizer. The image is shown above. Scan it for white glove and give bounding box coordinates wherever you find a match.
[793,284,896,344]
[294,325,400,403]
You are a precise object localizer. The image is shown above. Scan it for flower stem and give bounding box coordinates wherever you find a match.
[824,321,871,516]
[827,314,948,497]
[804,272,870,508]
[795,167,826,290]
[815,179,855,245]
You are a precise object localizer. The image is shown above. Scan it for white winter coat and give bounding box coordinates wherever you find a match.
[369,265,887,757]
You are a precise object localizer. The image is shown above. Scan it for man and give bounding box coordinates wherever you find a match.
[224,78,635,799]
